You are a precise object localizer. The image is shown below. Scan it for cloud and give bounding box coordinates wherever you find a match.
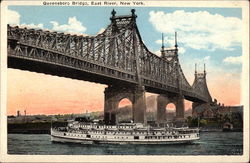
[223,56,242,64]
[20,23,44,29]
[7,9,20,25]
[154,50,161,56]
[50,17,87,33]
[149,10,242,51]
[178,47,186,54]
[7,9,44,30]
[97,28,105,34]
[204,56,210,61]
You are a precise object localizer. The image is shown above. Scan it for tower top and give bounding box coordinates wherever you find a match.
[111,9,116,17]
[131,9,137,20]
[195,63,197,74]
[161,33,165,51]
[175,31,178,48]
[131,9,135,15]
[195,63,207,79]
[204,63,206,76]
[110,9,116,23]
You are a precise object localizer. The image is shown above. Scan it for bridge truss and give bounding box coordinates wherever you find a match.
[8,9,213,124]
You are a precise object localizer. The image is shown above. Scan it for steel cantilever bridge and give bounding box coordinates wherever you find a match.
[7,9,212,124]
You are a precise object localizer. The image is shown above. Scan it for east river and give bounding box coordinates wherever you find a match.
[8,132,243,155]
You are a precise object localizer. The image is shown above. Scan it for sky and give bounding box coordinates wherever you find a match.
[7,6,243,115]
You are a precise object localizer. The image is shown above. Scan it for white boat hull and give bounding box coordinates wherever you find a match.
[51,130,199,145]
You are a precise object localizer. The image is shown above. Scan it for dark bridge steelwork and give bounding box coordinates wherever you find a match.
[7,9,212,124]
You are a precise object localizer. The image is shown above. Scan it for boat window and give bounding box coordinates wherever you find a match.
[134,136,139,140]
[87,135,91,138]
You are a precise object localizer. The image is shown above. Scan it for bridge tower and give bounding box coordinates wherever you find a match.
[104,9,147,125]
[192,63,213,112]
[157,32,185,124]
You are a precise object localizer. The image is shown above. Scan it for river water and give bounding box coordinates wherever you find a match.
[8,132,243,155]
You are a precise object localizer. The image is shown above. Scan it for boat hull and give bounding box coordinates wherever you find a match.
[51,133,199,145]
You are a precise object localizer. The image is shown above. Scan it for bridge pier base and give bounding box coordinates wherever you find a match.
[156,95,167,124]
[104,85,146,125]
[133,86,147,124]
[175,96,185,121]
[157,94,185,124]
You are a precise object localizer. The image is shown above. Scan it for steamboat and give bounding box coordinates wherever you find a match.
[51,117,200,144]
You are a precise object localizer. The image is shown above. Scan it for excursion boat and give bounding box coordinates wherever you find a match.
[50,118,200,144]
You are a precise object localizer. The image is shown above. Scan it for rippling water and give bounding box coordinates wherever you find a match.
[8,132,243,155]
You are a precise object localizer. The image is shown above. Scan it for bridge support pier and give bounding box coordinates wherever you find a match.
[104,85,146,125]
[175,96,185,121]
[133,86,147,124]
[157,94,185,124]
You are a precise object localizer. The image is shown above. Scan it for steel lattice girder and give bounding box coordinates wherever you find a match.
[7,11,211,103]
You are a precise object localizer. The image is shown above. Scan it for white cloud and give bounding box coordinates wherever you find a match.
[223,56,242,64]
[97,28,105,34]
[204,56,210,61]
[20,23,44,29]
[149,10,242,51]
[7,9,44,30]
[7,9,20,25]
[50,17,87,33]
[154,50,161,56]
[178,47,186,54]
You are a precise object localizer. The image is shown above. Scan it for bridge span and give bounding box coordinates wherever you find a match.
[8,9,212,124]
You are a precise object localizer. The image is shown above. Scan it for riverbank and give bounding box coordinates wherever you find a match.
[8,121,242,134]
[8,122,67,134]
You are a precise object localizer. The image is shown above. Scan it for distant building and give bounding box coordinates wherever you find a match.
[192,99,243,118]
[17,110,21,117]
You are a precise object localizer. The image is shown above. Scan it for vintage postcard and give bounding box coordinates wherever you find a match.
[0,0,249,162]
